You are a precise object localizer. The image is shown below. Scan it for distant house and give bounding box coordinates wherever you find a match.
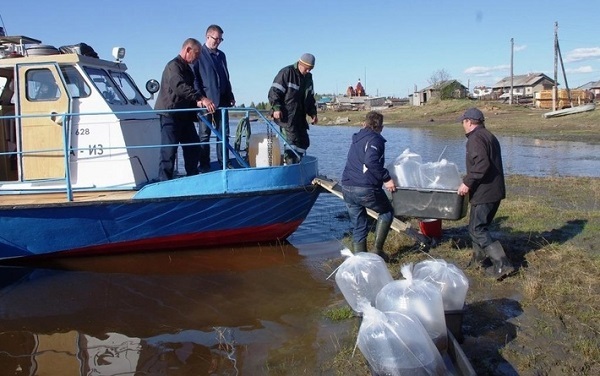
[492,73,556,97]
[577,80,600,97]
[412,80,468,106]
[471,86,493,99]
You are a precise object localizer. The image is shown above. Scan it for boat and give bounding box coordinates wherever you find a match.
[0,34,320,260]
[542,103,596,118]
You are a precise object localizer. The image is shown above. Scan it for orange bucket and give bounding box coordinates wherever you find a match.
[419,219,442,239]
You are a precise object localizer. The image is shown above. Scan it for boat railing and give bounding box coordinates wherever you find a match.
[197,107,299,168]
[0,106,292,200]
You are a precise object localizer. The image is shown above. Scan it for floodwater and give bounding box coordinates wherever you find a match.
[1,125,598,375]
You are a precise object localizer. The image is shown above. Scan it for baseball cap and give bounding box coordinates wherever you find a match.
[459,107,485,122]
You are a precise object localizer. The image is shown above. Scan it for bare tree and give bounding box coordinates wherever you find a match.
[428,69,456,100]
[428,69,451,89]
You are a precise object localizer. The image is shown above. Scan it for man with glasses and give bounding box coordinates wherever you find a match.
[268,53,318,165]
[192,24,236,171]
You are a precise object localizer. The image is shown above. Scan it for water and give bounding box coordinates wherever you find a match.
[1,126,598,375]
[309,125,600,180]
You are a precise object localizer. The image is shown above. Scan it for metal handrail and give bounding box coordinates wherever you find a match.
[0,106,290,200]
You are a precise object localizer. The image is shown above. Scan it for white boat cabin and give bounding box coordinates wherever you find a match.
[0,35,161,191]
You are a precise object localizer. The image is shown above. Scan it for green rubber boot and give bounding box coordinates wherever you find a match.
[372,217,392,263]
[353,240,367,253]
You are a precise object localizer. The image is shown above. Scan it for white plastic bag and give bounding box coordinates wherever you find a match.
[334,250,393,314]
[387,148,423,188]
[358,305,448,376]
[375,263,448,352]
[419,159,462,190]
[412,259,469,311]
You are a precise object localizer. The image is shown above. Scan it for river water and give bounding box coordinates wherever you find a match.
[0,126,598,375]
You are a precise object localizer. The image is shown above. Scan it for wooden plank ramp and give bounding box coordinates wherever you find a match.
[312,176,410,232]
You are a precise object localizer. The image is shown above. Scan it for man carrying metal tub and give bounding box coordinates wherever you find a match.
[458,107,515,280]
[341,111,396,262]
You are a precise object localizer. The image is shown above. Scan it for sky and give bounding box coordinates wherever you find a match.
[2,1,599,106]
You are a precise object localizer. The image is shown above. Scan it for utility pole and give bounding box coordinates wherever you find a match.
[510,38,514,105]
[553,22,558,111]
[557,25,572,108]
[364,66,367,96]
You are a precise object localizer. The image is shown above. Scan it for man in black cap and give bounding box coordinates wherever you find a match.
[268,53,318,164]
[458,107,514,280]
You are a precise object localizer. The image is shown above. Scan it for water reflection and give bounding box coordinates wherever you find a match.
[309,125,600,179]
[1,125,598,375]
[0,245,342,375]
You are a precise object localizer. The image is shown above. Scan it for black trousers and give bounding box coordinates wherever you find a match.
[158,115,200,181]
[199,108,230,169]
[468,201,501,249]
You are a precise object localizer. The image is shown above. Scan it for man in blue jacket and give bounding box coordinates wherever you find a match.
[192,24,235,171]
[341,111,396,262]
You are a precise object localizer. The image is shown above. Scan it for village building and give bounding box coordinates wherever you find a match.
[492,73,556,99]
[411,80,468,106]
[577,80,600,98]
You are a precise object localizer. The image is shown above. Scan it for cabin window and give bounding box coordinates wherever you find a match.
[60,66,91,98]
[26,69,61,101]
[109,71,147,105]
[84,67,127,105]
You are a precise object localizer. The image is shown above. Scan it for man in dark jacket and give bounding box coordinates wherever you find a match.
[458,107,514,279]
[155,38,214,181]
[341,111,396,262]
[268,53,318,164]
[192,24,236,171]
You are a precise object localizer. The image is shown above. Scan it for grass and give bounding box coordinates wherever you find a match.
[318,98,600,144]
[321,171,600,373]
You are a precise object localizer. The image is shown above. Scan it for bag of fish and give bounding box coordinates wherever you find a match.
[334,249,393,314]
[412,258,469,311]
[358,305,448,376]
[375,263,447,352]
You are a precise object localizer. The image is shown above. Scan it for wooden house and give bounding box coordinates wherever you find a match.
[492,73,556,98]
[412,80,468,106]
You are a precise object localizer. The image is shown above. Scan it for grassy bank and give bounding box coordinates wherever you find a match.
[318,99,600,144]
[322,176,599,375]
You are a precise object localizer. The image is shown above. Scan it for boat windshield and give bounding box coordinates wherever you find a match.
[108,70,147,105]
[84,66,128,105]
[61,66,91,99]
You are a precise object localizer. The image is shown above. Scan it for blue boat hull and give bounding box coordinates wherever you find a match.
[0,188,319,259]
[0,156,321,260]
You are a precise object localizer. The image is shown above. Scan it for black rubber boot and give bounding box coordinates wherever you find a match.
[372,217,392,263]
[353,240,367,253]
[483,241,515,279]
[467,243,487,269]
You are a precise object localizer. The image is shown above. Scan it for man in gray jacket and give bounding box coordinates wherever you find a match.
[458,107,514,280]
